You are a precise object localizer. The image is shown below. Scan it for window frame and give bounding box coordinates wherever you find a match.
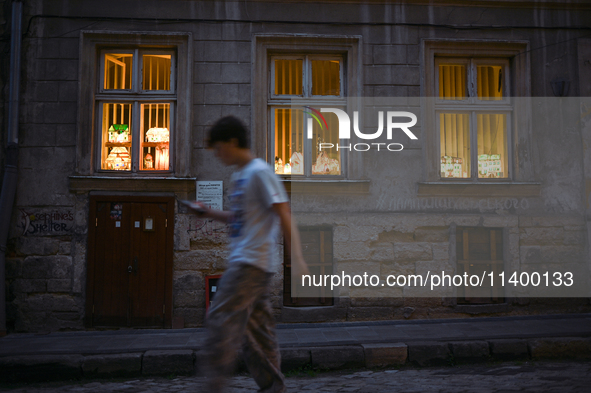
[269,54,347,179]
[435,110,513,180]
[100,50,135,92]
[283,226,334,307]
[434,57,511,106]
[139,50,176,94]
[96,49,176,174]
[253,34,363,182]
[77,31,192,178]
[455,226,505,304]
[421,40,533,185]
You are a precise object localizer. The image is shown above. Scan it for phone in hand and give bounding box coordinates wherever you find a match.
[179,199,207,214]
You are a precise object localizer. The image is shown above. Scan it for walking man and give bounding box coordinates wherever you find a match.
[187,116,309,392]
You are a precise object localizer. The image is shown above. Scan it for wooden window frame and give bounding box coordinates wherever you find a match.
[421,40,535,186]
[269,55,346,179]
[96,49,176,174]
[456,226,505,304]
[436,110,513,180]
[253,34,363,181]
[435,57,513,181]
[283,226,334,307]
[77,31,192,177]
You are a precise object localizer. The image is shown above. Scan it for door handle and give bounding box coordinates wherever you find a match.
[128,265,133,273]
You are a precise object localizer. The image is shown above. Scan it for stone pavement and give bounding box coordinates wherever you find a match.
[1,361,590,392]
[0,313,590,383]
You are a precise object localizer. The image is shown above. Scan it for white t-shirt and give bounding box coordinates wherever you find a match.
[228,158,289,272]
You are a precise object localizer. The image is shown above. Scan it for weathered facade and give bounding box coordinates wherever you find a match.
[1,0,591,333]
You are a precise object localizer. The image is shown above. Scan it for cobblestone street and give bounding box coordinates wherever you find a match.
[1,361,590,393]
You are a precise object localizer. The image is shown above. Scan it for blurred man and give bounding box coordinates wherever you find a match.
[187,116,308,393]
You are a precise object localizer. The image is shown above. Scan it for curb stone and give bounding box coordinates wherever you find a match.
[528,337,591,360]
[362,343,407,367]
[1,336,591,383]
[449,341,489,363]
[0,354,83,382]
[408,342,450,366]
[280,348,311,372]
[82,353,143,378]
[488,339,529,361]
[142,350,195,376]
[311,346,365,370]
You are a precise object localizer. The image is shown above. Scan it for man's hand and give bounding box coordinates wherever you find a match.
[180,200,210,216]
[180,199,234,223]
[188,200,209,215]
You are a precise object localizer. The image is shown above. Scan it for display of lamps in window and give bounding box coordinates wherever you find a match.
[310,110,340,175]
[273,108,341,176]
[141,103,170,171]
[476,114,508,178]
[271,56,343,176]
[101,103,132,171]
[99,50,174,172]
[274,108,303,175]
[437,58,509,179]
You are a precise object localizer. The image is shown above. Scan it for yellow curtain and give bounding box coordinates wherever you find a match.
[439,64,466,99]
[311,60,340,96]
[477,65,503,100]
[477,114,508,178]
[440,113,470,178]
[274,60,302,95]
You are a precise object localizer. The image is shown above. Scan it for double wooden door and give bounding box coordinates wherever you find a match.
[86,196,174,328]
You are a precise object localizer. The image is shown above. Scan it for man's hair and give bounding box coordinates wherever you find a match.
[207,116,249,149]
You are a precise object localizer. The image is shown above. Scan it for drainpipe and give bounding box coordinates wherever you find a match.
[0,1,23,337]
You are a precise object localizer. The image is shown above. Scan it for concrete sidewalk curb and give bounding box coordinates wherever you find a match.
[82,353,142,378]
[528,337,591,360]
[1,336,590,383]
[0,354,83,382]
[142,350,195,376]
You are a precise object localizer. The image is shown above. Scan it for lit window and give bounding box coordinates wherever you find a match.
[104,53,132,90]
[141,103,170,170]
[142,54,172,91]
[436,58,511,179]
[98,50,175,172]
[270,56,344,177]
[101,103,132,171]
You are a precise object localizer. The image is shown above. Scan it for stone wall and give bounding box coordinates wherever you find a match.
[3,0,591,332]
[284,213,590,323]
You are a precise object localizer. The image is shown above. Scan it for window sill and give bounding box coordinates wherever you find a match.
[282,179,370,194]
[69,176,196,194]
[417,182,541,197]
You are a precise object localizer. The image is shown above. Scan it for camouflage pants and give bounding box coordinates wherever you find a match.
[204,263,286,393]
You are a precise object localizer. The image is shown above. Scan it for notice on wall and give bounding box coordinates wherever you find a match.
[197,181,223,210]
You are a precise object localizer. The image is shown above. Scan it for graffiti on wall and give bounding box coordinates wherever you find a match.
[187,217,230,241]
[19,208,74,236]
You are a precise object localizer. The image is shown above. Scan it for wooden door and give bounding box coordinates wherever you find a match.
[86,196,174,328]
